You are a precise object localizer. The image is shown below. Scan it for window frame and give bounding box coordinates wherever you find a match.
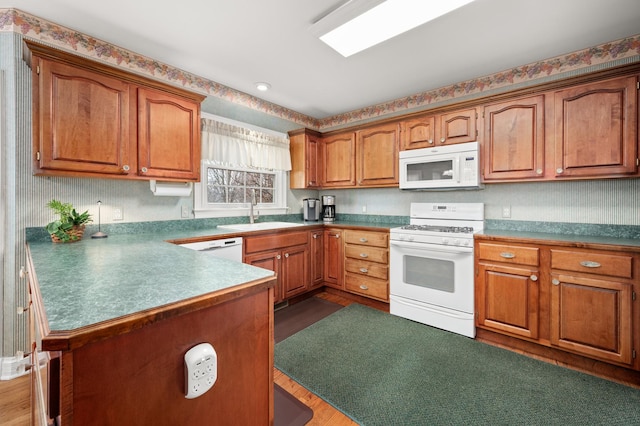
[193,162,289,219]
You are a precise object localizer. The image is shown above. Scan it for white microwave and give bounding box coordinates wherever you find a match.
[399,141,481,190]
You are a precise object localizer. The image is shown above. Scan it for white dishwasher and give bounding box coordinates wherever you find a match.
[179,237,243,262]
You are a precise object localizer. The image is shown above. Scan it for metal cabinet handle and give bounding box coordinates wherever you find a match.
[19,266,28,279]
[313,234,319,239]
[500,252,515,259]
[360,253,368,258]
[360,237,368,243]
[334,234,340,239]
[276,255,281,260]
[440,137,446,143]
[284,253,289,258]
[122,165,130,172]
[536,169,543,175]
[530,275,538,282]
[552,278,560,285]
[556,168,563,174]
[359,284,369,290]
[359,268,369,273]
[140,167,148,173]
[428,139,434,144]
[580,260,601,268]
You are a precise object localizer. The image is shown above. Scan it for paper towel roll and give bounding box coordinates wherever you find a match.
[149,180,193,197]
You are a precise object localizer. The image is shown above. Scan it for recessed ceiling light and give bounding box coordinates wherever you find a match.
[315,0,476,57]
[255,82,271,91]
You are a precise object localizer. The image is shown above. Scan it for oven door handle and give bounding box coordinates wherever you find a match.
[390,240,473,254]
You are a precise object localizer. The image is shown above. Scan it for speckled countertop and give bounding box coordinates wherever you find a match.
[477,229,640,250]
[26,220,397,333]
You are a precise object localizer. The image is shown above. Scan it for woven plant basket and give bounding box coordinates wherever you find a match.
[50,225,86,243]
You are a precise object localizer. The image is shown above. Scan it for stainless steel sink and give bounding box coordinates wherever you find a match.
[217,221,305,231]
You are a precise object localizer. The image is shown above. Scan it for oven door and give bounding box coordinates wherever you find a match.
[389,240,474,313]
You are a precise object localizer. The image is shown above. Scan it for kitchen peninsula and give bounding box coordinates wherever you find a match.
[26,232,277,425]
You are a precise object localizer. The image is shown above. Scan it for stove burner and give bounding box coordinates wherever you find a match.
[401,224,474,233]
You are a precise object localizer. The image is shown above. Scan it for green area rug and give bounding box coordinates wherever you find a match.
[274,304,640,425]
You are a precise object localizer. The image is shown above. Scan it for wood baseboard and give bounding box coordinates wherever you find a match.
[476,328,640,389]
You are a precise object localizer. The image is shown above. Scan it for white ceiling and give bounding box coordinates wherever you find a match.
[6,0,640,120]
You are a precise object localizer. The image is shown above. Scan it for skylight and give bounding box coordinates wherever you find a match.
[317,0,476,57]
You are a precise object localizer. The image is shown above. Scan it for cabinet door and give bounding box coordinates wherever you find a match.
[289,131,320,189]
[35,58,132,176]
[476,263,539,339]
[137,87,201,181]
[553,76,638,178]
[245,250,282,302]
[321,132,356,187]
[437,107,478,145]
[310,231,324,288]
[400,115,436,150]
[483,95,545,180]
[281,244,310,299]
[550,273,632,365]
[356,123,399,186]
[323,229,344,289]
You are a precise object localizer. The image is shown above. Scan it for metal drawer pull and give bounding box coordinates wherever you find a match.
[500,252,515,259]
[359,284,369,290]
[530,275,538,281]
[580,260,601,268]
[313,234,319,239]
[276,255,281,260]
[360,268,369,273]
[360,253,368,258]
[360,237,368,243]
[335,234,340,239]
[284,253,289,258]
[552,279,560,285]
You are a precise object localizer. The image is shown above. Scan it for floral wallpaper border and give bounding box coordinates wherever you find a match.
[2,8,639,131]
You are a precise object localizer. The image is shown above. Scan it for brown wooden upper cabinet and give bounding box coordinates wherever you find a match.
[289,129,321,189]
[25,40,204,182]
[356,123,399,186]
[483,95,546,181]
[400,107,478,150]
[321,124,399,188]
[321,131,357,187]
[552,75,638,179]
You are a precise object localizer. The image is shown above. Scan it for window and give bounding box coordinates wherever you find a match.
[194,115,291,219]
[194,163,288,218]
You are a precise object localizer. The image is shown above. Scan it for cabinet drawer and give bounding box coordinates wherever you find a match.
[344,230,388,248]
[550,249,633,279]
[244,231,309,254]
[478,243,539,266]
[345,273,388,301]
[345,258,388,280]
[344,245,388,264]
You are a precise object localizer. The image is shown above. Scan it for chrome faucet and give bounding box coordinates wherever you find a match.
[249,190,259,224]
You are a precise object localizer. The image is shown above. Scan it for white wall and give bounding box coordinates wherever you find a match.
[323,178,640,225]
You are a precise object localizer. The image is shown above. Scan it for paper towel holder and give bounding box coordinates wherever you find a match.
[149,180,193,197]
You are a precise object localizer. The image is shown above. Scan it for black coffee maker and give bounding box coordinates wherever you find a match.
[322,195,336,223]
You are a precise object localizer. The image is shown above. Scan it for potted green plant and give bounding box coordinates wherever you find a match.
[45,200,92,243]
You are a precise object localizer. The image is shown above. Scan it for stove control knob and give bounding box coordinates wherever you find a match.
[406,235,414,242]
[442,238,449,245]
[453,239,460,246]
[462,240,470,246]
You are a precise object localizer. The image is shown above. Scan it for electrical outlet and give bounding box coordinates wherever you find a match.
[113,206,123,221]
[502,205,511,218]
[184,343,217,399]
[362,205,367,213]
[181,205,190,218]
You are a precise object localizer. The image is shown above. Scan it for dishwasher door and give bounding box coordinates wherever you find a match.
[179,237,243,262]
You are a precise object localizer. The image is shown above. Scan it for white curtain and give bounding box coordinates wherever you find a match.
[201,118,291,171]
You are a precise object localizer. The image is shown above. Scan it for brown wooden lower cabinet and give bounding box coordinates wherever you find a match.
[475,236,639,375]
[323,228,344,290]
